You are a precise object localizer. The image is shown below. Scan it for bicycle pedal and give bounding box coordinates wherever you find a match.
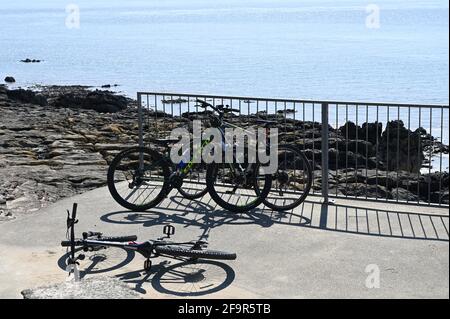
[163,224,175,238]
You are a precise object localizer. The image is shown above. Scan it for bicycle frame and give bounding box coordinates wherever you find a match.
[163,109,253,181]
[80,239,203,260]
[63,203,215,272]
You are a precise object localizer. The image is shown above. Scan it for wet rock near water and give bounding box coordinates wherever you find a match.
[4,76,15,83]
[51,88,130,113]
[6,88,48,106]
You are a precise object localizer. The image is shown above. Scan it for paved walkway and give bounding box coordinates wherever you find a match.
[0,185,448,298]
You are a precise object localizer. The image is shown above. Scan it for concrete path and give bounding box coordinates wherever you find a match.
[0,185,448,299]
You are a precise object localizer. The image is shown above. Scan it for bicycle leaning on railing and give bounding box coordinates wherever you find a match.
[107,98,312,213]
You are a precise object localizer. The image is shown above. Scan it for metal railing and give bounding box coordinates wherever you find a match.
[137,92,449,208]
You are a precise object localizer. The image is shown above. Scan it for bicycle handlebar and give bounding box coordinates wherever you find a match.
[195,99,239,114]
[195,98,216,110]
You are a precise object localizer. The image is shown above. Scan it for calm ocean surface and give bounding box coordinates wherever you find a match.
[1,0,448,103]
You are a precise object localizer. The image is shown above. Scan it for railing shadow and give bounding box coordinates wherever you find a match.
[101,190,449,242]
[313,201,449,242]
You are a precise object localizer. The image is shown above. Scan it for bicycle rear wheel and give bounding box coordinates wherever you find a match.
[177,162,208,200]
[255,145,312,211]
[155,245,236,260]
[107,147,171,211]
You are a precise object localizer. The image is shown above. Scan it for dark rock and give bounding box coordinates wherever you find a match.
[345,140,376,157]
[361,122,382,145]
[408,172,449,198]
[431,190,449,204]
[326,149,378,170]
[53,90,128,113]
[276,109,295,114]
[162,98,188,104]
[101,84,111,88]
[4,76,15,83]
[339,183,392,199]
[339,121,359,140]
[6,89,48,106]
[84,91,128,113]
[379,120,423,173]
[339,121,382,145]
[390,187,419,201]
[20,58,41,63]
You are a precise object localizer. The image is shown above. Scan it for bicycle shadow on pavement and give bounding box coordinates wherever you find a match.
[57,247,136,280]
[115,259,236,297]
[100,194,312,242]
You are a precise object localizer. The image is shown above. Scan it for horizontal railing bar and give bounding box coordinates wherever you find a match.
[137,92,449,109]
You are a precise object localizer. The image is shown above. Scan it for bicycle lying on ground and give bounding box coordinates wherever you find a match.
[61,203,237,273]
[107,98,312,213]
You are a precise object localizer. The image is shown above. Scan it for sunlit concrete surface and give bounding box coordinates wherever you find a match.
[0,184,448,298]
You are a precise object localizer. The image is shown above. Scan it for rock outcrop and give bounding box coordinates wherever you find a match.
[52,89,129,113]
[0,86,178,220]
[0,85,448,221]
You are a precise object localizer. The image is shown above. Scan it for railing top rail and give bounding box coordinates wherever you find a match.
[137,91,449,109]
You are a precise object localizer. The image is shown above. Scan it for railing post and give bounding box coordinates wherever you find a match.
[321,102,329,203]
[137,93,144,170]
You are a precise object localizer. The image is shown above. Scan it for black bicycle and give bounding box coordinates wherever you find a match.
[61,203,237,273]
[107,98,273,213]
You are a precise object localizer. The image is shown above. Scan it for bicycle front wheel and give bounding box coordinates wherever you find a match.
[107,147,171,211]
[177,162,208,200]
[206,163,272,213]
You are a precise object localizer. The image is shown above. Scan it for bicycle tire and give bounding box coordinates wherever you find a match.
[255,145,312,211]
[107,146,171,211]
[61,235,137,247]
[177,186,208,200]
[176,146,209,200]
[155,245,237,260]
[206,163,272,213]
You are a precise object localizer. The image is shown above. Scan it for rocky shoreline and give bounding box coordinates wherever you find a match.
[0,85,143,221]
[0,84,448,221]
